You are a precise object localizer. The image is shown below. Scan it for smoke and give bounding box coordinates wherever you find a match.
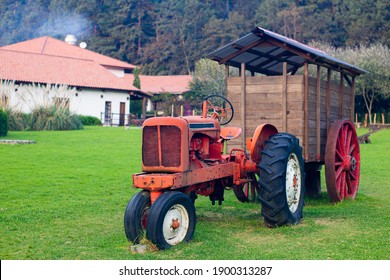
[36,12,93,40]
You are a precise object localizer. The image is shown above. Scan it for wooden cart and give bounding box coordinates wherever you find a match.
[208,27,366,202]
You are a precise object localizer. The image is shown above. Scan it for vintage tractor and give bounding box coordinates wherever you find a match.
[124,95,305,249]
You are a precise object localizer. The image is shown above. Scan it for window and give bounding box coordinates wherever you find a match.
[105,101,112,125]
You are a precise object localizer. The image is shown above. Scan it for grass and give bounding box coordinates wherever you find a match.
[0,126,389,260]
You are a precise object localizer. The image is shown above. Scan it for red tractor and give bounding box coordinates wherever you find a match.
[124,95,305,249]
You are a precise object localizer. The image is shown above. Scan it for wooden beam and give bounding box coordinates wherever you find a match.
[241,63,246,151]
[266,38,313,61]
[224,60,281,76]
[326,68,331,134]
[316,65,321,161]
[339,72,344,118]
[350,76,355,121]
[225,65,229,97]
[343,73,352,87]
[282,62,288,132]
[245,48,303,68]
[219,39,264,65]
[291,67,299,75]
[304,63,309,160]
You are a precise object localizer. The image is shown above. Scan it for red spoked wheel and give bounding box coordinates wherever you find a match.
[325,119,360,202]
[233,173,260,202]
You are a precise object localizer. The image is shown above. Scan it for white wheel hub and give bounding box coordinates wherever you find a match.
[162,204,189,245]
[286,153,302,213]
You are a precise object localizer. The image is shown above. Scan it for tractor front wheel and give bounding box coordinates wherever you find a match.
[259,133,305,227]
[124,190,151,244]
[146,191,196,250]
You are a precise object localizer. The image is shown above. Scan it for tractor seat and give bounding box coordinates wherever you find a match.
[220,127,242,140]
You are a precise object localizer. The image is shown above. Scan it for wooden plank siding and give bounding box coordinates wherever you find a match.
[226,73,353,163]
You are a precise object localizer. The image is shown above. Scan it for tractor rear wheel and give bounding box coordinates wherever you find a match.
[258,133,305,227]
[124,190,151,243]
[146,191,196,250]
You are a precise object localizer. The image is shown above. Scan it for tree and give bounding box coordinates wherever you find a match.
[139,0,214,74]
[185,59,225,110]
[346,45,390,124]
[201,11,253,55]
[309,41,390,124]
[132,67,141,89]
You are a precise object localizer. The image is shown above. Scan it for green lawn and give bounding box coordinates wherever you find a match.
[0,126,389,260]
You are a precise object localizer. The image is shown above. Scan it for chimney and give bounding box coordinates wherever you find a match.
[64,34,77,45]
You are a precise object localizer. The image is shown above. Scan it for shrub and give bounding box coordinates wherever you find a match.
[0,109,8,136]
[7,110,29,131]
[79,115,102,126]
[29,106,83,131]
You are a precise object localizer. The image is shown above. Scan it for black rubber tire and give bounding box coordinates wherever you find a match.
[146,191,196,250]
[233,173,260,202]
[124,190,151,243]
[258,133,305,227]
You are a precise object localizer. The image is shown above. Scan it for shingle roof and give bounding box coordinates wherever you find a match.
[1,36,136,70]
[208,27,366,77]
[125,74,192,94]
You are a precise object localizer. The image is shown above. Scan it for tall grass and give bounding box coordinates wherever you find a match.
[1,80,82,131]
[30,106,82,131]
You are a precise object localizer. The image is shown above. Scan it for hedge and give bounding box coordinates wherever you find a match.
[0,109,9,136]
[79,115,102,126]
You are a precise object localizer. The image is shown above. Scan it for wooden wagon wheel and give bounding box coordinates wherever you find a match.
[325,119,360,202]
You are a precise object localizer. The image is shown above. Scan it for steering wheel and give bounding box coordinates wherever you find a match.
[204,95,234,125]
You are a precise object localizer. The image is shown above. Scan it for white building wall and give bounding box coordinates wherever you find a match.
[2,81,130,126]
[73,88,130,125]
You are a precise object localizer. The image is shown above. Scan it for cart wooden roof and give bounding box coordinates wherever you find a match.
[207,27,366,77]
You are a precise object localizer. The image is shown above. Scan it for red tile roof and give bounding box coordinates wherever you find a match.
[125,74,192,94]
[1,36,136,69]
[0,36,190,96]
[0,49,142,92]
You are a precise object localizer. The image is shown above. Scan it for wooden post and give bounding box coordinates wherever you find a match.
[382,113,385,125]
[316,65,321,161]
[364,114,368,127]
[225,65,229,97]
[339,73,344,118]
[282,62,288,132]
[304,63,309,160]
[241,63,246,151]
[326,68,331,134]
[350,76,355,121]
[374,113,377,124]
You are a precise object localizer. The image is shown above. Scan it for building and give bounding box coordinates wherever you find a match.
[125,74,192,114]
[0,36,192,125]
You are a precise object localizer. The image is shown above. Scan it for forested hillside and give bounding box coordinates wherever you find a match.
[0,0,389,75]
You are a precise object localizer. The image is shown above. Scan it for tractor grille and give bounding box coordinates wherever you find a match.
[143,125,181,167]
